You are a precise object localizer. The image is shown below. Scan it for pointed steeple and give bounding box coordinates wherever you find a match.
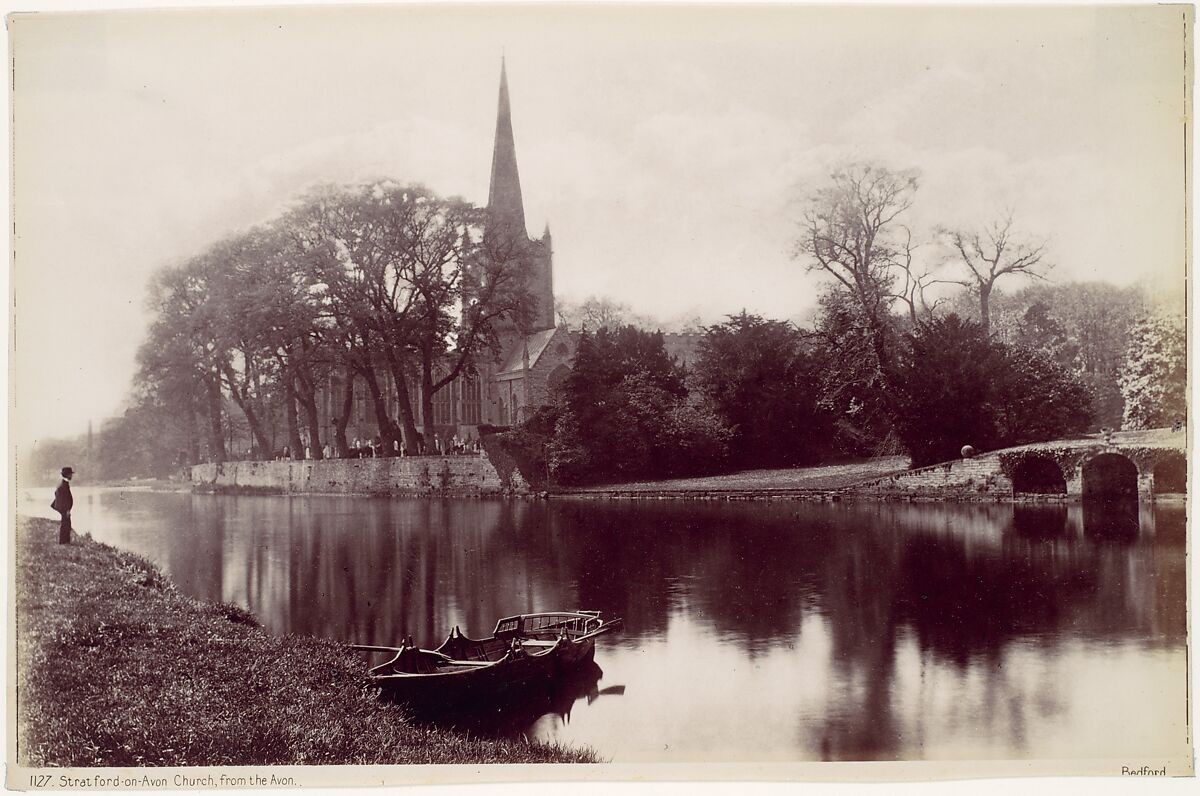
[487,57,527,237]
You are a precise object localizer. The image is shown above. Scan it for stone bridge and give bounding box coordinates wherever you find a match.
[842,428,1186,501]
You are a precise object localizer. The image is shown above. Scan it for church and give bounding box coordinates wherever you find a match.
[326,61,578,448]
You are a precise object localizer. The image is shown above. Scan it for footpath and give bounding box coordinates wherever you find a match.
[13,517,596,767]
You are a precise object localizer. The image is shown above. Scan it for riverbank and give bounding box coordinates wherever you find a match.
[13,517,597,766]
[555,429,1187,502]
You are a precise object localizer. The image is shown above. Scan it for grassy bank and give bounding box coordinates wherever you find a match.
[561,455,910,495]
[14,517,597,766]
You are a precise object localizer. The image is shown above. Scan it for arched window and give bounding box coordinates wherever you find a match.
[460,375,483,425]
[547,364,571,392]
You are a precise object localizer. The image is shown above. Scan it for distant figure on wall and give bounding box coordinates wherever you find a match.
[51,466,74,544]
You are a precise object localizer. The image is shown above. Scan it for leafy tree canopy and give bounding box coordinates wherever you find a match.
[893,314,1092,466]
[694,311,831,467]
[547,326,727,484]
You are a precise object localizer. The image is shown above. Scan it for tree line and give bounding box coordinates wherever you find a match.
[29,163,1184,484]
[497,163,1185,484]
[128,180,539,469]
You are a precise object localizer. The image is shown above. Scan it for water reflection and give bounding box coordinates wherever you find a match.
[17,489,1188,762]
[402,661,625,738]
[1082,498,1141,541]
[1010,504,1068,538]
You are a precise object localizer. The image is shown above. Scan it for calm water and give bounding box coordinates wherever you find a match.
[19,488,1189,762]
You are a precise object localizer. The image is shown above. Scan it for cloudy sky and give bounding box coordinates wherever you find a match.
[10,3,1188,448]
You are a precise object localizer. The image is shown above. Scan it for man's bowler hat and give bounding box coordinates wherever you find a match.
[61,467,74,477]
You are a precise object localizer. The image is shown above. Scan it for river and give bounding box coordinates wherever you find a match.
[17,488,1188,763]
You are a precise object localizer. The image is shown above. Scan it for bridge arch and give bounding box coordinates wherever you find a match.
[1082,452,1139,501]
[1010,455,1067,495]
[1153,452,1186,494]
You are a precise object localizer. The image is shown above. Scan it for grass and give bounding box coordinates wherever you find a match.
[563,456,911,493]
[14,517,598,766]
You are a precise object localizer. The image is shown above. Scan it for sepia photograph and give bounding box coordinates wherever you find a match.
[6,0,1194,787]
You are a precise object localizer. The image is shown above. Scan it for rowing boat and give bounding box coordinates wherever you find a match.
[351,611,624,708]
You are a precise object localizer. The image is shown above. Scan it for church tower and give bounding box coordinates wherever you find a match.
[487,58,555,332]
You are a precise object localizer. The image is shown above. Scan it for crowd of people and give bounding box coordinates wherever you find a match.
[340,433,482,459]
[233,432,484,462]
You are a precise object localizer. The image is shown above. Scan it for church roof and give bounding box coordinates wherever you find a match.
[487,58,526,237]
[497,327,562,377]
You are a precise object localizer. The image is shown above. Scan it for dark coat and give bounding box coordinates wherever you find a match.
[52,479,73,514]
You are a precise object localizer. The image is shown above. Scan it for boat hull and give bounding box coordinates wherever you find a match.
[357,610,620,711]
[375,638,596,709]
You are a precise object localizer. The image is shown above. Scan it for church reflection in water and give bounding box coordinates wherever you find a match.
[75,490,1186,762]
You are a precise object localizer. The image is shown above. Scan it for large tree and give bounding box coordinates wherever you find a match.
[547,326,729,484]
[893,314,1092,466]
[942,214,1051,335]
[795,163,920,377]
[286,181,534,452]
[808,288,900,456]
[137,261,229,462]
[694,311,830,467]
[202,233,287,457]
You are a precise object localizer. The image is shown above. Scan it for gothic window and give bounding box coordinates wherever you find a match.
[460,375,482,425]
[547,364,570,392]
[433,370,452,426]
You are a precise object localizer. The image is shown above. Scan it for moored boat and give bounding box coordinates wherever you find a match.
[352,611,623,708]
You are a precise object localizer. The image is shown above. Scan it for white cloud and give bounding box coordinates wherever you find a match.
[10,5,1188,445]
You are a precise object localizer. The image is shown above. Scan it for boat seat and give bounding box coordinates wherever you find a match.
[441,659,493,667]
[521,640,559,648]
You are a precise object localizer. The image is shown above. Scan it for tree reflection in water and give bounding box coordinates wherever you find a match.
[57,490,1188,762]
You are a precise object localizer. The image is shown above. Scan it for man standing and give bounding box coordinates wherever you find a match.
[51,466,74,544]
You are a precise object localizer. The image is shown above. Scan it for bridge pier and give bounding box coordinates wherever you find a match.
[1138,470,1155,498]
[1065,473,1084,498]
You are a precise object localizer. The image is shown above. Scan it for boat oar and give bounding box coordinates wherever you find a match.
[349,644,406,654]
[573,618,624,642]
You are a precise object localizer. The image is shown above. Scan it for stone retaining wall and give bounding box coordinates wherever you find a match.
[190,454,522,496]
[842,455,1014,501]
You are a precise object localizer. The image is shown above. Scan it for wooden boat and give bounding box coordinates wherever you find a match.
[352,611,623,708]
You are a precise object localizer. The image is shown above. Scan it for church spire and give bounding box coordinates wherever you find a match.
[487,57,526,237]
